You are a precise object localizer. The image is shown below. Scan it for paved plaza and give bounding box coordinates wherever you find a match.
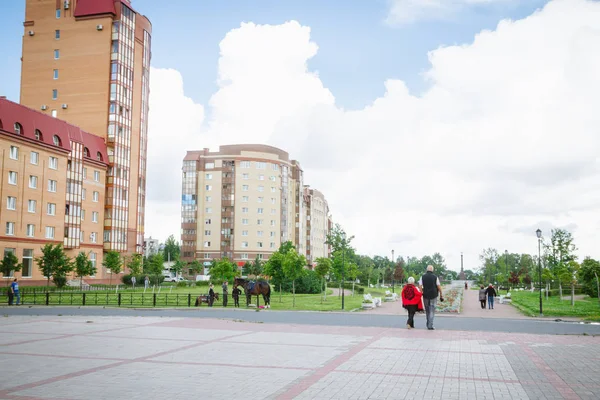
[1,314,599,400]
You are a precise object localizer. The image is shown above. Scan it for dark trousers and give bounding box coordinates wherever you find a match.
[222,294,228,307]
[7,292,14,305]
[480,300,486,309]
[233,296,239,307]
[405,305,418,328]
[208,296,214,307]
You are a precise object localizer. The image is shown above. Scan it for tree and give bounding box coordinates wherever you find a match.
[190,260,202,276]
[0,252,22,286]
[125,253,143,276]
[209,258,237,282]
[282,248,306,307]
[246,255,263,277]
[103,251,122,285]
[263,242,293,302]
[147,253,164,280]
[242,261,252,276]
[314,257,332,301]
[74,252,95,290]
[346,262,359,296]
[163,234,180,262]
[35,244,72,288]
[393,260,405,285]
[578,257,600,300]
[325,224,355,294]
[544,229,578,304]
[171,259,185,278]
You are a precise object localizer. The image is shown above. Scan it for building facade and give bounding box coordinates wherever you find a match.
[19,0,152,255]
[180,145,331,270]
[0,98,109,282]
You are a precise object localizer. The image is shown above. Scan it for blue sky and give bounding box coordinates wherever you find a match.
[1,0,547,110]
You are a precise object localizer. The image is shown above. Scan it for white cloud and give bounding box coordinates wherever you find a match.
[145,0,600,271]
[386,0,518,25]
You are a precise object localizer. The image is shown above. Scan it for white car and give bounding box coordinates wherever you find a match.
[167,276,186,283]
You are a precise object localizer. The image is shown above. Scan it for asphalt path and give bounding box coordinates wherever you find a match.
[2,306,599,336]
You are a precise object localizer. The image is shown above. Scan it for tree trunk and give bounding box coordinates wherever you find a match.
[47,276,50,289]
[559,280,563,301]
[324,280,327,300]
[546,282,549,300]
[339,281,342,298]
[571,283,575,306]
[80,275,83,291]
[279,284,282,303]
[595,272,600,302]
[321,277,324,303]
[292,280,296,307]
[352,281,355,296]
[110,271,113,286]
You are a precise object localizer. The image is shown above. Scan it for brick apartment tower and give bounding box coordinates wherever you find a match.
[19,0,151,254]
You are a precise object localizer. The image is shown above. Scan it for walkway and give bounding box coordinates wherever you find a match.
[461,288,527,319]
[1,315,599,400]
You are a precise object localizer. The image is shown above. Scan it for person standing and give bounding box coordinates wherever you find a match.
[419,265,443,330]
[478,285,487,309]
[144,275,150,289]
[208,284,215,307]
[232,286,241,307]
[11,278,20,306]
[401,277,423,329]
[131,276,137,289]
[485,284,497,309]
[222,281,228,307]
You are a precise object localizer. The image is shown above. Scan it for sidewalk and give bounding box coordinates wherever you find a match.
[461,287,528,319]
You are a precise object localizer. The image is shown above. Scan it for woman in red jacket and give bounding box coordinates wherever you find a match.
[401,277,423,329]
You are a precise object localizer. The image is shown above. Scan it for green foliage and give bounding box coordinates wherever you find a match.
[147,253,164,277]
[34,244,73,288]
[263,243,288,288]
[189,260,202,275]
[125,253,143,275]
[103,251,122,285]
[510,290,600,320]
[171,260,185,277]
[74,252,95,289]
[314,258,331,279]
[579,257,600,298]
[0,252,22,285]
[176,281,188,288]
[209,258,237,282]
[53,275,67,288]
[248,255,263,276]
[163,234,180,262]
[278,270,322,294]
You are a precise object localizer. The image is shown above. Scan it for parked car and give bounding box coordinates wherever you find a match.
[167,276,187,283]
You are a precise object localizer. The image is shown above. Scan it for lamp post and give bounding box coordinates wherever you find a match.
[391,249,395,293]
[505,250,508,293]
[341,232,346,311]
[536,228,543,317]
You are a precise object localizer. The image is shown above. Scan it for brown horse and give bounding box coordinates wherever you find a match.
[194,292,219,306]
[234,278,271,308]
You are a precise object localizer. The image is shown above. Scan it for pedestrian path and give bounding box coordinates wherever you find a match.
[461,287,527,319]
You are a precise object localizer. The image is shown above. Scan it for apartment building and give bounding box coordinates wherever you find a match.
[181,144,331,270]
[19,0,152,254]
[0,98,108,282]
[304,187,330,265]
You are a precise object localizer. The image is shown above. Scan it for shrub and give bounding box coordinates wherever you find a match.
[356,287,365,294]
[176,281,187,288]
[53,275,67,288]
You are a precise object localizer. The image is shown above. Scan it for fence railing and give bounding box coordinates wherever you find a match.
[3,292,212,308]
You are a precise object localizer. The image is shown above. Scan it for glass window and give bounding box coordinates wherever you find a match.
[241,254,248,260]
[9,146,18,160]
[242,230,248,236]
[82,188,86,200]
[48,180,57,192]
[94,171,100,182]
[205,196,211,202]
[256,162,266,169]
[258,186,264,192]
[242,196,248,202]
[205,185,212,191]
[54,49,59,59]
[47,203,56,215]
[92,211,98,223]
[241,242,248,248]
[29,175,37,189]
[49,157,58,169]
[30,152,39,164]
[7,196,16,210]
[205,162,214,169]
[22,249,33,277]
[92,191,99,202]
[242,219,249,225]
[8,171,17,185]
[28,200,36,213]
[51,110,57,118]
[53,69,58,79]
[204,241,211,247]
[55,9,60,18]
[242,185,249,191]
[55,30,60,39]
[242,173,249,180]
[26,224,35,237]
[45,226,55,239]
[52,89,58,100]
[205,173,212,180]
[53,135,61,146]
[6,222,15,235]
[242,207,248,213]
[205,219,211,225]
[205,207,212,213]
[90,252,97,269]
[241,161,251,168]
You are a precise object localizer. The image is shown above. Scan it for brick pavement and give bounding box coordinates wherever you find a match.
[1,315,599,399]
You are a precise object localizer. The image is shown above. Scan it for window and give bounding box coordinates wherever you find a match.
[55,30,60,39]
[26,224,35,237]
[205,196,211,202]
[271,187,277,193]
[204,230,211,235]
[28,200,36,213]
[257,208,264,214]
[53,135,61,146]
[34,130,42,141]
[49,157,58,169]
[205,207,212,213]
[257,231,264,237]
[9,146,18,160]
[241,253,249,260]
[54,49,59,59]
[258,186,264,192]
[242,185,249,191]
[90,252,97,269]
[205,173,212,180]
[256,162,266,169]
[205,162,214,169]
[258,254,264,260]
[22,249,33,277]
[270,220,276,226]
[257,219,264,225]
[90,232,97,243]
[242,230,248,236]
[14,123,22,135]
[272,164,279,171]
[204,253,210,259]
[271,208,277,214]
[241,241,248,248]
[205,185,212,191]
[29,175,37,189]
[47,203,56,215]
[51,110,57,118]
[82,188,86,200]
[205,219,211,225]
[257,242,263,248]
[242,207,248,213]
[81,209,85,220]
[56,9,60,18]
[270,231,276,237]
[271,198,276,204]
[92,191,99,202]
[94,171,100,182]
[6,222,15,235]
[270,242,276,249]
[80,231,84,242]
[242,219,249,225]
[48,180,57,192]
[53,69,59,79]
[97,152,103,162]
[82,168,87,179]
[7,196,16,210]
[45,226,55,239]
[204,241,211,247]
[8,171,17,185]
[258,197,264,203]
[270,176,276,181]
[52,89,58,100]
[30,151,39,164]
[242,196,249,202]
[241,161,251,168]
[259,175,265,181]
[92,211,98,223]
[242,173,249,180]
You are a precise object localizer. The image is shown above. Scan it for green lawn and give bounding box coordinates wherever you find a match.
[510,291,600,321]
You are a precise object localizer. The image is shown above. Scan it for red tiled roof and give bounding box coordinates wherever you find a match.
[74,0,116,18]
[0,98,108,166]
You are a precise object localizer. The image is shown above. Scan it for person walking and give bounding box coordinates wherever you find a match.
[208,284,215,307]
[131,276,137,289]
[401,277,423,329]
[419,265,444,330]
[144,275,150,289]
[10,278,20,306]
[485,284,497,309]
[478,285,487,309]
[222,281,228,307]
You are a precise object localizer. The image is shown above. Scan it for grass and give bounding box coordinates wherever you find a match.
[510,291,600,321]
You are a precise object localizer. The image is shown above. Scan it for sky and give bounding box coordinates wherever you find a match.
[1,0,599,272]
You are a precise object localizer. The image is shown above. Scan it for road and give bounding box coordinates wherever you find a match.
[2,306,599,335]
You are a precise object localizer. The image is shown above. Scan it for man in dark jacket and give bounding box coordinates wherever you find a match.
[419,265,444,330]
[485,284,497,309]
[208,284,215,307]
[232,287,241,307]
[222,281,228,307]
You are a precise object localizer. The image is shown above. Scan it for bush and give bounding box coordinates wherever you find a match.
[278,270,321,294]
[53,275,67,288]
[176,281,187,288]
[356,287,365,295]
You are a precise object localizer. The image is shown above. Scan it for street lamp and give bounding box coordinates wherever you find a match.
[391,249,395,293]
[341,232,346,311]
[505,250,508,293]
[536,228,543,316]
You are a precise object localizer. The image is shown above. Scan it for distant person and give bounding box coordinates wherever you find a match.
[485,284,497,309]
[465,282,468,290]
[131,276,137,289]
[208,284,215,307]
[478,285,487,309]
[401,277,423,329]
[222,281,228,307]
[419,265,444,330]
[232,287,241,307]
[144,275,149,289]
[11,278,20,306]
